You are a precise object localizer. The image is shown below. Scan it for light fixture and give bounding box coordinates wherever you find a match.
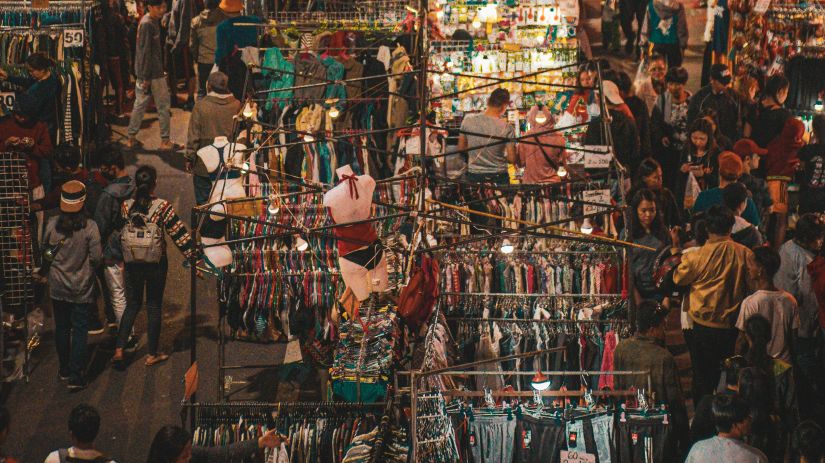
[534,112,547,125]
[816,99,824,112]
[531,370,550,391]
[304,134,315,143]
[267,194,279,215]
[581,218,593,234]
[329,106,340,119]
[295,236,309,251]
[472,16,481,29]
[500,239,514,254]
[435,8,444,19]
[242,101,255,119]
[557,165,568,178]
[240,161,250,174]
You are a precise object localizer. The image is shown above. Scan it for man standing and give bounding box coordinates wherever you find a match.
[185,71,241,205]
[457,88,517,186]
[673,205,758,399]
[687,64,742,142]
[126,0,179,152]
[584,80,641,173]
[45,404,116,462]
[634,53,668,113]
[686,394,768,462]
[692,151,762,226]
[614,300,689,457]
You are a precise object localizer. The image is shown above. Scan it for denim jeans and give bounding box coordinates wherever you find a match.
[117,258,168,355]
[127,77,171,140]
[52,299,89,382]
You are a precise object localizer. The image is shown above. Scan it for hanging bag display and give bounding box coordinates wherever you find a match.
[121,201,164,264]
[398,254,439,330]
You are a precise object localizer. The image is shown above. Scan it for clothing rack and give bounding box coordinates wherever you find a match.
[440,292,623,298]
[450,317,629,324]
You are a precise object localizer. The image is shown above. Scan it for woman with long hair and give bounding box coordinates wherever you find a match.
[0,52,61,142]
[679,118,719,206]
[112,165,197,366]
[738,366,782,462]
[147,425,283,462]
[566,61,598,120]
[625,189,672,303]
[749,75,792,149]
[628,158,683,228]
[42,181,102,390]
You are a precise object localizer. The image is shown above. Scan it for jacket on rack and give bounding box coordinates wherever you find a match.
[135,14,165,80]
[167,0,193,53]
[261,47,294,111]
[293,55,327,102]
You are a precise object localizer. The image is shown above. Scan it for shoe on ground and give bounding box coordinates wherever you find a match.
[145,353,169,366]
[67,378,87,391]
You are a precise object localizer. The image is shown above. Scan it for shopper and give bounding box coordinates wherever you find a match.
[628,157,682,229]
[690,355,745,443]
[601,0,621,54]
[687,63,742,142]
[615,71,651,159]
[127,0,179,152]
[732,139,772,221]
[765,117,805,248]
[185,71,242,205]
[566,62,598,118]
[45,404,115,463]
[737,365,784,462]
[792,421,825,463]
[584,80,640,173]
[640,0,688,67]
[458,88,516,185]
[634,53,668,113]
[43,181,101,390]
[775,214,825,418]
[113,165,196,367]
[724,183,764,249]
[699,107,733,151]
[614,299,689,458]
[189,0,222,98]
[798,114,825,214]
[619,0,647,56]
[166,0,196,110]
[0,52,61,144]
[747,75,792,149]
[147,425,284,462]
[679,118,719,204]
[100,0,131,117]
[0,407,16,463]
[685,394,768,462]
[651,66,691,191]
[673,204,758,399]
[32,144,106,214]
[516,105,567,184]
[93,145,134,331]
[625,189,671,303]
[692,152,761,226]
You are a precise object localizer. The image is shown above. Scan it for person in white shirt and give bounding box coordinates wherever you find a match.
[736,246,799,363]
[44,404,115,463]
[686,394,768,463]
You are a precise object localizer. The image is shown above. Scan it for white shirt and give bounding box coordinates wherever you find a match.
[45,447,117,463]
[736,289,799,363]
[686,436,768,463]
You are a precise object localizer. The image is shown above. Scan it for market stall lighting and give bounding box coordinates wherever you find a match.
[534,112,547,125]
[500,239,514,254]
[557,165,568,178]
[295,236,309,251]
[816,100,824,112]
[329,107,340,119]
[472,16,482,28]
[304,134,315,142]
[531,370,550,391]
[581,218,593,234]
[239,161,250,174]
[435,8,444,19]
[242,101,255,119]
[267,195,279,215]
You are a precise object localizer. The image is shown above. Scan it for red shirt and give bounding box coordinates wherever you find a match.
[0,116,53,189]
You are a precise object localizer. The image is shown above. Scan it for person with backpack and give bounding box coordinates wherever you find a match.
[112,165,196,367]
[42,181,102,391]
[92,146,134,334]
[44,404,115,463]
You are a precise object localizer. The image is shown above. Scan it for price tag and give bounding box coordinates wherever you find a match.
[561,450,596,463]
[583,145,612,169]
[753,0,771,14]
[582,189,611,216]
[63,29,85,48]
[0,92,15,109]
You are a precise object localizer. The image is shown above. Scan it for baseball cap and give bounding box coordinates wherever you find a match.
[718,151,743,179]
[710,64,732,85]
[207,71,231,94]
[732,138,767,160]
[60,180,87,213]
[601,80,624,105]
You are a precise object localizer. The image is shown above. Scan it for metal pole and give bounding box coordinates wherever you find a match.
[410,370,418,462]
[189,208,198,406]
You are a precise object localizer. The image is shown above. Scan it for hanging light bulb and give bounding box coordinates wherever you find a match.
[239,161,250,174]
[557,165,568,178]
[267,194,279,215]
[531,369,550,391]
[242,101,255,119]
[500,239,514,254]
[329,106,340,119]
[816,99,824,112]
[472,15,482,29]
[304,134,315,143]
[581,218,593,234]
[295,236,309,251]
[435,8,444,19]
[534,111,547,125]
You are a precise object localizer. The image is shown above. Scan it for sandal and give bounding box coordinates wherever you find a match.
[145,353,170,366]
[159,141,182,152]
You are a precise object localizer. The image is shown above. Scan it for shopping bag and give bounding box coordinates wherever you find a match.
[684,171,701,209]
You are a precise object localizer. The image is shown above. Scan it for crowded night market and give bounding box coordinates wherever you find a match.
[0,0,824,460]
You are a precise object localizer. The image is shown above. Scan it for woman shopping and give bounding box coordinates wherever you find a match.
[112,165,197,367]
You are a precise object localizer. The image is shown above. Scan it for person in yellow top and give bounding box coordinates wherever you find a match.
[673,204,758,400]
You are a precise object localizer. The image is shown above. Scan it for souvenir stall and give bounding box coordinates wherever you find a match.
[0,0,108,151]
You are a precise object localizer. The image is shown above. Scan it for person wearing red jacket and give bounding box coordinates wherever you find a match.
[765,117,805,248]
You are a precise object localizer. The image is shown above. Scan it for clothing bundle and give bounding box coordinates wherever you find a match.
[331,299,399,403]
[341,424,409,463]
[416,391,461,463]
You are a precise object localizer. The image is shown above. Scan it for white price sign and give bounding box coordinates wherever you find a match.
[582,189,611,216]
[583,145,613,169]
[63,29,85,48]
[0,92,15,109]
[561,450,596,463]
[753,0,771,14]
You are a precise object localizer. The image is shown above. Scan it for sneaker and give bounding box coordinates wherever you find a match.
[67,379,87,391]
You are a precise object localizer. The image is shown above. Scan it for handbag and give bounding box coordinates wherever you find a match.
[397,255,439,330]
